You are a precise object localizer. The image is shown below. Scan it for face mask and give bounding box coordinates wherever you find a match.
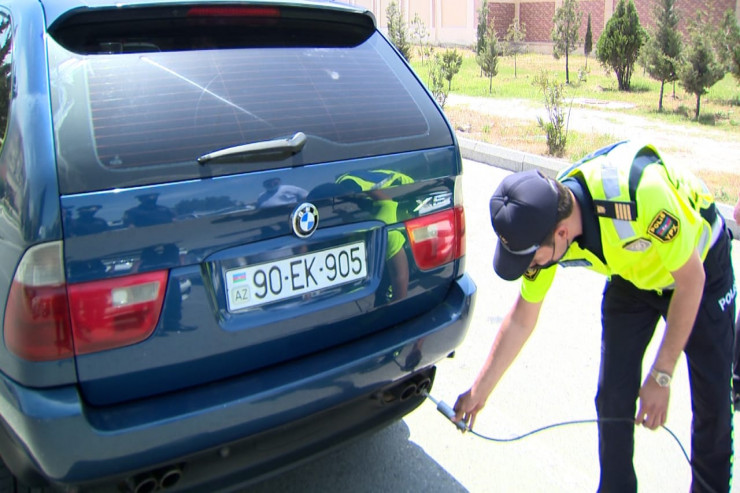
[533,236,572,271]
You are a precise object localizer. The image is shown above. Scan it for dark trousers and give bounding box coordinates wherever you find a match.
[596,230,735,493]
[735,311,740,397]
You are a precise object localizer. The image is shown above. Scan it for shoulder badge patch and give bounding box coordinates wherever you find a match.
[623,238,652,252]
[647,210,679,243]
[523,267,540,281]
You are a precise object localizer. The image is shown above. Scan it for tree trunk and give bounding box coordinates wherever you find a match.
[565,53,570,84]
[658,81,665,112]
[616,70,624,90]
[695,94,701,121]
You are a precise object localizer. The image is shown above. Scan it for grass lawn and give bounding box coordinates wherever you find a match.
[411,49,739,127]
[409,48,740,200]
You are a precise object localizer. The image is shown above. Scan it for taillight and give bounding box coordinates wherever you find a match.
[406,206,466,270]
[4,242,74,361]
[68,271,168,355]
[3,241,168,361]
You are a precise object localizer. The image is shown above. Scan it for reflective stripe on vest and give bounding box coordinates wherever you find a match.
[601,165,637,241]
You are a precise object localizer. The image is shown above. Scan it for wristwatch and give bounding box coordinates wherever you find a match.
[650,368,672,387]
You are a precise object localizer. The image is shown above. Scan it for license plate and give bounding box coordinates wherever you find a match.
[226,241,367,311]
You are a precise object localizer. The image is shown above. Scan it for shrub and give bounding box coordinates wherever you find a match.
[440,48,463,91]
[596,0,646,91]
[428,53,448,108]
[533,71,570,156]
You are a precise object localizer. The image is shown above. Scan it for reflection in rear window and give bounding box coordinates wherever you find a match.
[88,48,428,168]
[50,34,453,194]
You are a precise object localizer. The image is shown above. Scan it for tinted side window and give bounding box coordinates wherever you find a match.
[0,9,11,152]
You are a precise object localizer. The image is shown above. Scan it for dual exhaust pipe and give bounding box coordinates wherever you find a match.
[375,369,434,405]
[128,465,183,493]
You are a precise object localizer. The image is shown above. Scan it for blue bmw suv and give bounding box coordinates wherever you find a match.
[0,1,475,491]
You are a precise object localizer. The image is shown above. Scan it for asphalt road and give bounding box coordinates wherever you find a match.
[241,159,740,493]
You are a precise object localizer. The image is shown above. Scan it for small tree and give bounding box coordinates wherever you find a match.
[428,53,448,108]
[410,13,430,65]
[478,26,501,93]
[533,71,570,156]
[386,1,411,61]
[476,0,490,76]
[596,0,646,91]
[552,0,582,84]
[504,19,526,78]
[643,0,682,111]
[584,13,593,69]
[714,9,740,84]
[680,18,726,120]
[440,48,463,91]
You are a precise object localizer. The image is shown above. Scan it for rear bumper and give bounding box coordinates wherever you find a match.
[0,274,475,491]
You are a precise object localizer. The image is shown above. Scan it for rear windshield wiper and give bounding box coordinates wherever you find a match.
[197,132,307,165]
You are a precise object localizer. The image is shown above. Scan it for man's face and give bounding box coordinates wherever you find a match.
[529,231,570,271]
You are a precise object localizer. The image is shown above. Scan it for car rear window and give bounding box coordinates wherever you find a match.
[48,5,453,194]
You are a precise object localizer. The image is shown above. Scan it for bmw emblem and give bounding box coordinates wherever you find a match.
[291,203,319,238]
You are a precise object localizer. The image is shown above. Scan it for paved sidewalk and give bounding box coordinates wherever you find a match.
[449,94,740,177]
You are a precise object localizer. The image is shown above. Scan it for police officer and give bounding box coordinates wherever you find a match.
[454,141,735,493]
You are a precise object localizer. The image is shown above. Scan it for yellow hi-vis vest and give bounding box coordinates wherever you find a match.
[520,141,722,303]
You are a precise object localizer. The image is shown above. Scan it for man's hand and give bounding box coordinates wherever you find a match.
[634,377,670,430]
[453,388,487,431]
[635,248,702,431]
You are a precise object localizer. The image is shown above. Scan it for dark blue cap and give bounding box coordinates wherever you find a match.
[490,170,560,281]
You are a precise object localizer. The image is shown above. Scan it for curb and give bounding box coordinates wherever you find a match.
[458,137,740,240]
[459,137,564,179]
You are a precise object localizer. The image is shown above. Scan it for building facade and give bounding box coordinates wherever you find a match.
[346,0,740,48]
